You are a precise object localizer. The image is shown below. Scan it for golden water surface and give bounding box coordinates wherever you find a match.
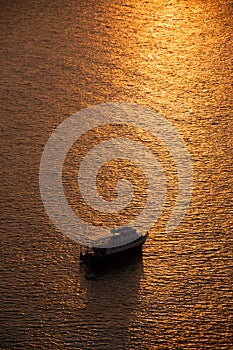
[1,0,232,349]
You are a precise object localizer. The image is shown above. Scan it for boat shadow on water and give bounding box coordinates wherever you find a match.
[81,248,144,279]
[77,248,145,349]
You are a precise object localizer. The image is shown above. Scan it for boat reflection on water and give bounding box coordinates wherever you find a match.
[78,248,144,349]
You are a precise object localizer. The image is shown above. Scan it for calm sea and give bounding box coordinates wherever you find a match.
[1,0,232,349]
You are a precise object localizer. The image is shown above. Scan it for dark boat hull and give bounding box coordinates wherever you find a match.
[80,235,147,267]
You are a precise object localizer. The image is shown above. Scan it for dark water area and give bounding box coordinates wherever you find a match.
[0,0,232,349]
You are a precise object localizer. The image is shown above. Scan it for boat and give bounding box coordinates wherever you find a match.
[80,226,148,265]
